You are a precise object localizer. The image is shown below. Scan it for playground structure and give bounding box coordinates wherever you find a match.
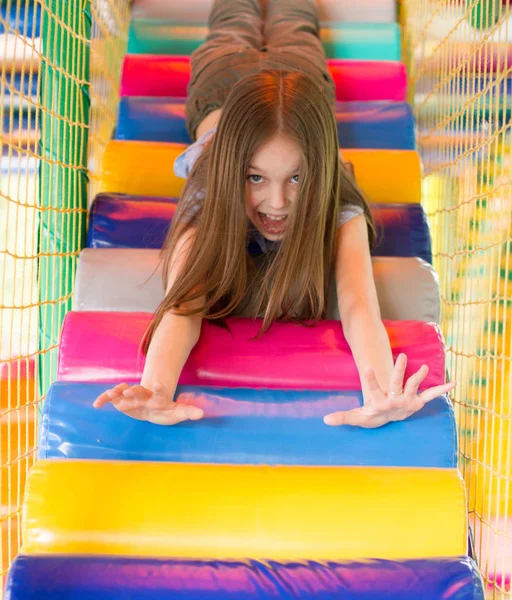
[0,0,511,598]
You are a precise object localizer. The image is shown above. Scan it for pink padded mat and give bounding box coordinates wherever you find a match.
[58,312,445,390]
[120,55,407,102]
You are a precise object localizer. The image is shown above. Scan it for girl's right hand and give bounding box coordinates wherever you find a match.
[93,382,204,426]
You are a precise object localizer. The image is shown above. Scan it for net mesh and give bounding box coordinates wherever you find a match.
[401,0,512,597]
[0,0,130,593]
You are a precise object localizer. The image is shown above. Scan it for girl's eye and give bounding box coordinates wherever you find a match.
[248,174,299,184]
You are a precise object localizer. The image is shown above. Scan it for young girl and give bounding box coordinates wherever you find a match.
[94,0,455,427]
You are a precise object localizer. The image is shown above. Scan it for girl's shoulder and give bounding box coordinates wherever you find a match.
[174,126,217,179]
[338,204,364,227]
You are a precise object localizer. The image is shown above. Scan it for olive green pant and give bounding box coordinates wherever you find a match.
[185,0,336,141]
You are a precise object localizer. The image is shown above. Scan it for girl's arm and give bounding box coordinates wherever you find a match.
[141,228,203,390]
[334,215,394,394]
[325,215,456,428]
[140,311,202,391]
[93,228,205,425]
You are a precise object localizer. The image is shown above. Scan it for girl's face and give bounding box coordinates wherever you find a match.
[245,133,302,241]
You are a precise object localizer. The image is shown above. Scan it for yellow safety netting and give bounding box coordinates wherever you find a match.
[401,0,511,597]
[0,0,131,594]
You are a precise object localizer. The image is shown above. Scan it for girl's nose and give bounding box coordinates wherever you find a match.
[268,186,288,210]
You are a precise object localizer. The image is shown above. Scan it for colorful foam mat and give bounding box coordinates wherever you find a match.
[115,98,415,149]
[57,313,446,388]
[130,0,398,24]
[87,194,431,262]
[127,20,402,60]
[22,460,467,559]
[40,382,456,467]
[73,250,440,322]
[5,555,485,599]
[99,141,421,203]
[120,55,408,101]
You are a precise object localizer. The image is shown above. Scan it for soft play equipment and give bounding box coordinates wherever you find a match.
[87,194,432,262]
[4,555,485,600]
[56,313,446,388]
[115,98,416,149]
[127,20,402,60]
[130,0,398,23]
[99,141,422,203]
[121,55,408,101]
[40,383,457,466]
[73,249,441,321]
[22,461,467,559]
[5,1,486,599]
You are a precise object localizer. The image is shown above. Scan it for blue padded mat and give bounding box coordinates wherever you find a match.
[86,194,177,250]
[5,555,485,600]
[87,194,432,263]
[40,382,457,467]
[0,3,41,38]
[115,98,416,150]
[4,73,39,99]
[3,112,36,132]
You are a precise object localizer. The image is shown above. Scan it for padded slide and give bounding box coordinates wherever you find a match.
[73,249,440,322]
[57,312,446,388]
[131,0,398,23]
[87,194,431,262]
[40,382,457,467]
[22,460,467,559]
[120,55,408,102]
[99,141,421,204]
[127,20,401,61]
[115,98,416,149]
[5,555,485,600]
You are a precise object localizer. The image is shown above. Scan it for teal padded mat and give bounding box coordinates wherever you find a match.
[128,19,401,61]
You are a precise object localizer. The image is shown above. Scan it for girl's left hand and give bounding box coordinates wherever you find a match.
[323,353,456,429]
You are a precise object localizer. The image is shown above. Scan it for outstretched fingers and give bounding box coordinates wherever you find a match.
[93,383,131,409]
[172,403,205,423]
[324,407,369,428]
[418,381,457,403]
[404,364,429,397]
[388,353,407,394]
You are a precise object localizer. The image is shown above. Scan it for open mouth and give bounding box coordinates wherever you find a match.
[257,212,288,236]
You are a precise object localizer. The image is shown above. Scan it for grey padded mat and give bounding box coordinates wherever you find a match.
[74,249,440,323]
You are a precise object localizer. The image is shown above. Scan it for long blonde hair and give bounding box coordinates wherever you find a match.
[140,70,374,355]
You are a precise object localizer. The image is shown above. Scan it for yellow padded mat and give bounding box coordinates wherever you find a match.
[23,460,467,559]
[99,140,421,204]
